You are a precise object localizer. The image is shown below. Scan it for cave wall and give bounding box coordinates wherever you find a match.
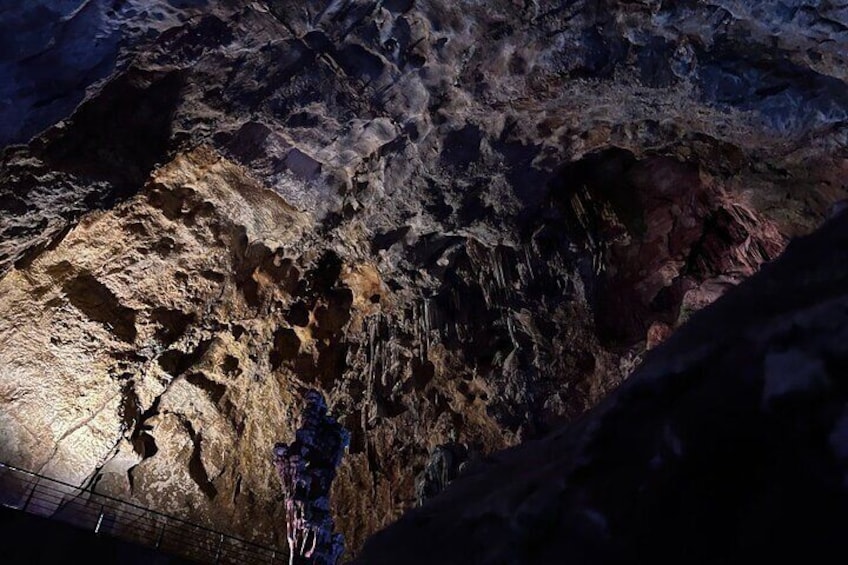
[0,0,846,557]
[354,208,848,565]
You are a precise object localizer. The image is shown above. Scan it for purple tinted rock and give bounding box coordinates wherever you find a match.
[274,390,349,565]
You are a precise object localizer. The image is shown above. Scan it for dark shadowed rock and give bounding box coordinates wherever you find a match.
[414,442,469,506]
[355,210,848,564]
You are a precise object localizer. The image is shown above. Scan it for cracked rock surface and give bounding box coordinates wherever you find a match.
[0,0,846,558]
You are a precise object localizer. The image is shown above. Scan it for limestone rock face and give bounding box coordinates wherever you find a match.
[0,0,234,147]
[0,147,309,546]
[0,0,846,558]
[355,210,848,565]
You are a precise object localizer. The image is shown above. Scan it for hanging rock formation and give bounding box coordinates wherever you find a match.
[273,390,349,565]
[414,443,469,506]
[0,0,846,559]
[355,208,848,565]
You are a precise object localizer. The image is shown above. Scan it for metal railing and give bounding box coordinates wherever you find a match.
[0,461,287,564]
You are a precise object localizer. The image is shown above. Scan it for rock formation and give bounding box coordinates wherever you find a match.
[0,0,846,559]
[273,390,349,565]
[355,207,848,564]
[414,443,469,506]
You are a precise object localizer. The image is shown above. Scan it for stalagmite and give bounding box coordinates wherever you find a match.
[273,391,350,565]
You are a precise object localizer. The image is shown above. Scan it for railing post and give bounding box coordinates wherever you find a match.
[94,504,105,534]
[21,480,38,512]
[156,520,167,549]
[214,532,225,563]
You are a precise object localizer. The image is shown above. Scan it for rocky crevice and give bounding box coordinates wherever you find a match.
[62,272,139,344]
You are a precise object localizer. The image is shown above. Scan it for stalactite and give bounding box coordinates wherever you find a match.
[423,297,431,357]
[506,315,519,350]
[523,244,535,283]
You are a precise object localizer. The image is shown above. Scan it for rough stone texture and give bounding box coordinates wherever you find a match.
[355,208,848,565]
[0,0,846,559]
[0,0,232,147]
[414,443,470,506]
[0,147,308,547]
[274,390,349,565]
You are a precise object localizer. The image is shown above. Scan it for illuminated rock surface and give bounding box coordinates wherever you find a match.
[0,0,846,558]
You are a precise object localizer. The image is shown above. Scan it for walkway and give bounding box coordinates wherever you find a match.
[0,461,286,564]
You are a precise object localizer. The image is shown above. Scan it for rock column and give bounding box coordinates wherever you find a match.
[273,390,349,565]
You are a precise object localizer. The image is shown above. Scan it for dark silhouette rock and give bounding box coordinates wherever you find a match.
[414,443,469,506]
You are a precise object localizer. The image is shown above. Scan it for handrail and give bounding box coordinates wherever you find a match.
[0,461,287,564]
